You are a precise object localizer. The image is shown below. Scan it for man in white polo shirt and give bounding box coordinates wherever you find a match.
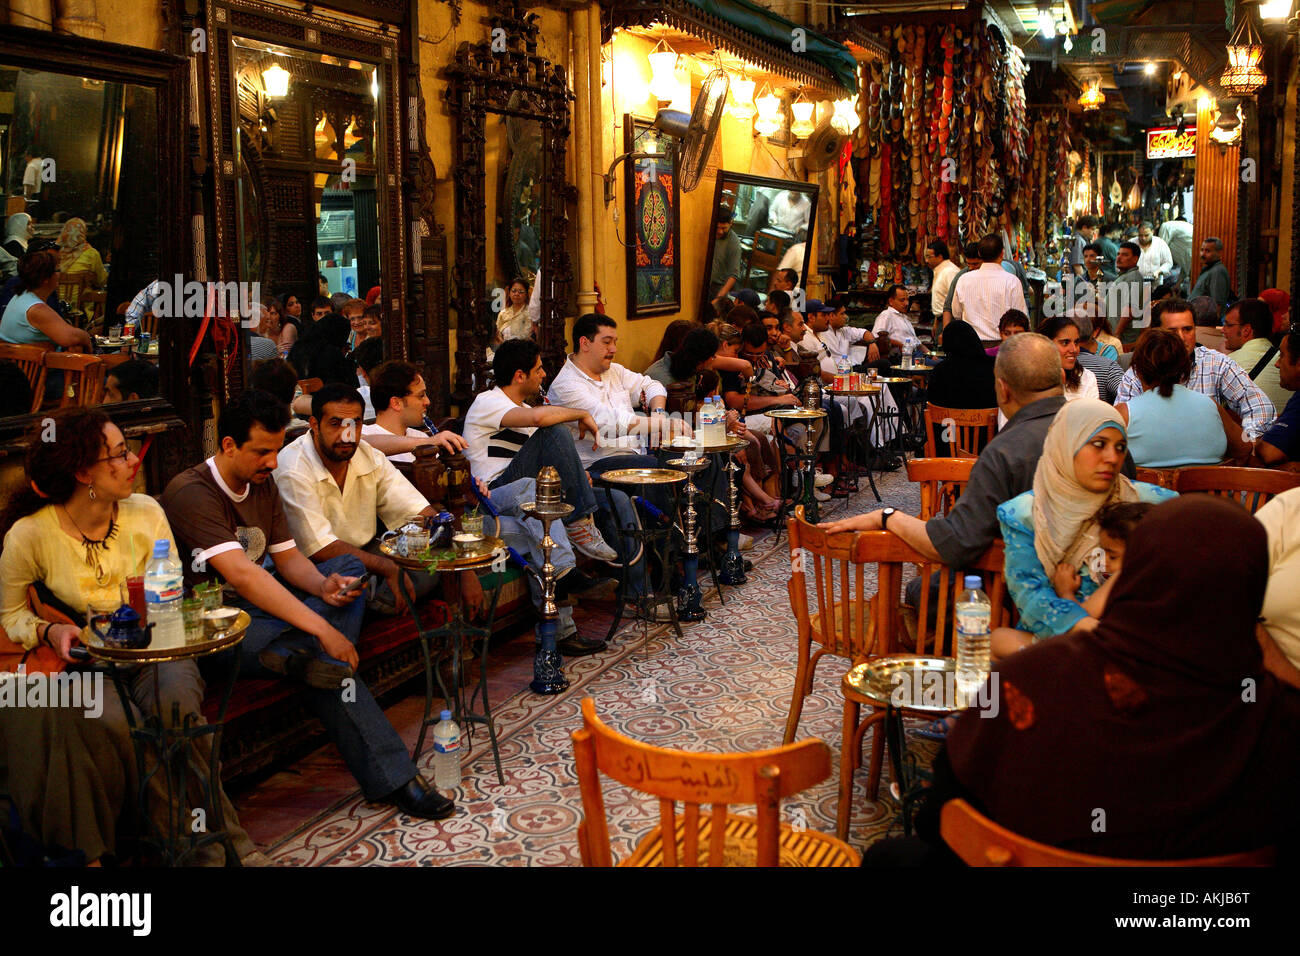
[357,360,466,463]
[951,234,1029,345]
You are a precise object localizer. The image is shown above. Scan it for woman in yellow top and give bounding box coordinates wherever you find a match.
[55,218,108,287]
[0,407,260,865]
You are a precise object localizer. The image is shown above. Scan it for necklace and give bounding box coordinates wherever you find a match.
[62,503,118,586]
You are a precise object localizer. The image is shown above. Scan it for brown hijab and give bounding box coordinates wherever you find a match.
[947,495,1300,859]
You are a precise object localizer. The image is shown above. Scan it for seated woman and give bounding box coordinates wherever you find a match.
[0,249,92,351]
[277,292,302,355]
[56,218,108,288]
[1038,316,1099,402]
[710,320,780,502]
[993,398,1175,656]
[927,319,996,411]
[866,495,1300,865]
[493,270,541,347]
[695,368,780,522]
[0,407,260,865]
[1091,314,1122,361]
[1114,327,1236,467]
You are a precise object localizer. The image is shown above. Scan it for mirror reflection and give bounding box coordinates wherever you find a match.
[0,64,161,418]
[705,173,818,310]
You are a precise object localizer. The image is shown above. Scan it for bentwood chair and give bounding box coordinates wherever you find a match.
[940,800,1276,867]
[833,526,1010,841]
[572,698,859,867]
[79,289,107,332]
[43,352,104,407]
[1171,465,1300,514]
[783,506,880,745]
[56,272,94,321]
[922,404,998,458]
[0,343,50,414]
[907,457,977,520]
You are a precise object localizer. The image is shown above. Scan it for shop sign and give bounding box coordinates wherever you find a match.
[1147,127,1196,159]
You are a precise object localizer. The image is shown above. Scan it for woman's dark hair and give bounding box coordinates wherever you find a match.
[725,304,760,328]
[1097,501,1156,543]
[260,295,281,313]
[248,358,299,406]
[1038,315,1082,389]
[669,327,719,381]
[217,389,290,447]
[507,276,528,294]
[652,319,697,362]
[999,309,1030,334]
[0,407,112,540]
[1132,327,1192,398]
[1092,313,1115,337]
[695,368,720,401]
[17,248,59,292]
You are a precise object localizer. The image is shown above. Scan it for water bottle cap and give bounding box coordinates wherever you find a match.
[964,575,982,589]
[440,709,452,721]
[152,539,170,558]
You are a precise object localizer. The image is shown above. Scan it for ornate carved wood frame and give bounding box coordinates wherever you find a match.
[446,0,574,403]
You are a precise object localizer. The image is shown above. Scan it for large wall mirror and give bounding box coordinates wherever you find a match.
[701,172,819,311]
[0,27,188,471]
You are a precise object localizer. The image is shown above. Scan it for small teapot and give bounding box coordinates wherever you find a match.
[90,603,154,649]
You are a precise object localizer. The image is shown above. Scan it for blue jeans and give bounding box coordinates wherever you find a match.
[219,555,416,801]
[490,425,597,522]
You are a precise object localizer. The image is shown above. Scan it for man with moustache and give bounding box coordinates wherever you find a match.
[162,389,457,820]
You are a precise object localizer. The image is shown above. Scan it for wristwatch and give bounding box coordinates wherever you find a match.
[880,507,896,531]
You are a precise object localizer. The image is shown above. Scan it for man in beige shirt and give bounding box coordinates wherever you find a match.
[1223,298,1294,414]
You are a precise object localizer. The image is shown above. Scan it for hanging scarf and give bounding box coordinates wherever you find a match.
[57,217,90,270]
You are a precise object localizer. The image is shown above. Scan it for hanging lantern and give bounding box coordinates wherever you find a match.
[1211,102,1245,146]
[729,75,756,120]
[790,100,816,137]
[754,86,782,136]
[1078,78,1105,111]
[648,44,680,100]
[831,96,860,134]
[262,61,290,98]
[1220,9,1267,96]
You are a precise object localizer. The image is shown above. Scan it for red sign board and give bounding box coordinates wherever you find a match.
[1147,127,1196,159]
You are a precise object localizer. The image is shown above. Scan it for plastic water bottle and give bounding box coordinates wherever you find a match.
[698,397,723,447]
[432,709,462,790]
[144,539,183,622]
[902,338,914,369]
[836,354,851,390]
[955,575,991,700]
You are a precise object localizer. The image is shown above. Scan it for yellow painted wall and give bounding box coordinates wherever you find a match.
[95,0,165,50]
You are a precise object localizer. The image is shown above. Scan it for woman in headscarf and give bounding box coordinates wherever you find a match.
[925,320,997,455]
[3,212,34,259]
[865,495,1300,865]
[55,218,107,287]
[993,398,1174,653]
[1260,288,1291,338]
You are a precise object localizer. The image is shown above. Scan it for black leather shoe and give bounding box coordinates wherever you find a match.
[385,774,456,820]
[557,634,607,656]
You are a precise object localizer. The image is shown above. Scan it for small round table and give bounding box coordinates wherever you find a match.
[596,467,688,647]
[839,655,960,839]
[765,406,828,525]
[85,611,249,866]
[669,434,748,589]
[380,536,508,784]
[827,387,885,502]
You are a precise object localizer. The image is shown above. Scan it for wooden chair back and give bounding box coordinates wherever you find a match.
[940,800,1275,867]
[79,289,107,332]
[43,352,104,407]
[137,311,158,337]
[664,380,699,418]
[297,377,324,395]
[98,352,133,372]
[56,272,94,316]
[572,697,833,867]
[1171,465,1300,514]
[0,343,49,413]
[907,456,977,519]
[1135,466,1178,488]
[923,404,998,457]
[786,506,881,664]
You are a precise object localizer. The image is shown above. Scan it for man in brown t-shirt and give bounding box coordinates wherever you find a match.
[162,389,454,820]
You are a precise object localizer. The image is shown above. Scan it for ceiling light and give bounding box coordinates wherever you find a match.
[1078,79,1105,111]
[262,61,290,98]
[791,99,816,138]
[1260,0,1291,20]
[1056,14,1070,35]
[1037,6,1056,36]
[729,76,756,120]
[831,96,860,134]
[1144,62,1156,76]
[754,86,782,136]
[648,45,680,100]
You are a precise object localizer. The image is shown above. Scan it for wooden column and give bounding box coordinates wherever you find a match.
[1191,99,1240,289]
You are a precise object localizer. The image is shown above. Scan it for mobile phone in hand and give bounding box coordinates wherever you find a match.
[339,574,373,596]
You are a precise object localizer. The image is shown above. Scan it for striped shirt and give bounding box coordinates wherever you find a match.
[1115,345,1276,441]
[463,387,534,483]
[1076,348,1123,404]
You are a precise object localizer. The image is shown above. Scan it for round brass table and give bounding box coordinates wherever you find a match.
[765,407,827,525]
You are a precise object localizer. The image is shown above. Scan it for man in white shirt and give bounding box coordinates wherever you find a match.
[22,152,43,199]
[951,234,1029,344]
[1159,217,1194,285]
[768,190,811,234]
[354,360,466,463]
[872,284,926,353]
[816,297,878,366]
[1136,221,1174,282]
[768,267,804,312]
[275,383,471,616]
[547,312,687,474]
[925,239,960,324]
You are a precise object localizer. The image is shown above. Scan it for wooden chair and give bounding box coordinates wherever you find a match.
[1135,466,1178,488]
[297,377,324,395]
[137,311,158,337]
[940,800,1275,867]
[784,507,880,745]
[572,697,859,867]
[0,343,50,414]
[98,352,133,372]
[56,272,94,318]
[79,289,106,332]
[831,523,1011,841]
[1171,465,1300,514]
[43,352,104,407]
[907,456,977,520]
[922,404,998,458]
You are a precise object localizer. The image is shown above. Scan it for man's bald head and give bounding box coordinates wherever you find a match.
[995,332,1064,398]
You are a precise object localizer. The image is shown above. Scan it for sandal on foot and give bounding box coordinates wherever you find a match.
[914,718,951,741]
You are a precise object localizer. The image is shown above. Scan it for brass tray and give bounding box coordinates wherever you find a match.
[665,457,710,473]
[380,536,506,571]
[765,407,827,420]
[83,610,250,663]
[828,387,883,396]
[844,655,961,714]
[873,376,912,384]
[95,335,136,349]
[597,467,688,486]
[699,435,748,454]
[891,365,932,374]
